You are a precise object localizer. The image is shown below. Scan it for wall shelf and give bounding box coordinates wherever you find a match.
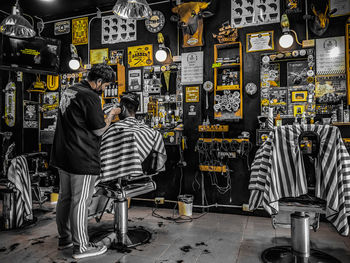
[213,42,243,121]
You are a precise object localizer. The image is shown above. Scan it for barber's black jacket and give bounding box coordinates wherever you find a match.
[50,80,105,175]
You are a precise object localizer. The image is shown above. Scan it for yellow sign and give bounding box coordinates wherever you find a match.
[72,17,88,45]
[127,45,153,68]
[90,48,109,65]
[186,86,200,102]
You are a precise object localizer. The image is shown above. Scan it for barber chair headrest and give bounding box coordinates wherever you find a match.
[298,131,320,158]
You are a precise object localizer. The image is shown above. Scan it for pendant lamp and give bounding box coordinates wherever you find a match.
[113,0,152,20]
[0,0,36,38]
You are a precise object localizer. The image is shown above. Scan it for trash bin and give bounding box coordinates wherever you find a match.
[178,194,194,217]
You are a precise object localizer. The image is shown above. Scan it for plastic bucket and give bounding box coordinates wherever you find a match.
[178,194,194,217]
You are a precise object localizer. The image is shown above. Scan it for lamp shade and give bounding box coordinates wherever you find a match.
[113,0,152,20]
[155,49,167,62]
[69,58,80,70]
[0,5,36,38]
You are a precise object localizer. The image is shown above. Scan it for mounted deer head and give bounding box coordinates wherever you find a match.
[170,1,213,47]
[310,4,336,36]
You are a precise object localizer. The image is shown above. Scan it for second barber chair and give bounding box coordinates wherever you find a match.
[261,131,341,263]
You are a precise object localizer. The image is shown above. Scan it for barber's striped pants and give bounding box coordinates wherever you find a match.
[56,169,96,252]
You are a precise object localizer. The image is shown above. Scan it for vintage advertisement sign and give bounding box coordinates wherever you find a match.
[127,45,153,68]
[181,52,203,85]
[316,36,345,75]
[72,17,88,45]
[186,86,200,102]
[54,20,70,35]
[90,48,109,64]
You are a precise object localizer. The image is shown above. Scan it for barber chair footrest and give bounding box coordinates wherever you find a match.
[261,246,341,263]
[113,227,151,248]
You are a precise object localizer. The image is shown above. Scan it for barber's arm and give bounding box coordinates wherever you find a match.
[92,107,121,136]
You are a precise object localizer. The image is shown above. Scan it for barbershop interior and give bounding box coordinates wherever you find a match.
[1,0,350,262]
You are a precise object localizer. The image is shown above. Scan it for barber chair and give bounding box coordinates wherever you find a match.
[92,152,159,248]
[261,131,341,263]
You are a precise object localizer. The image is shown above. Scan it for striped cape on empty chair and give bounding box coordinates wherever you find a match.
[249,124,350,236]
[7,155,33,228]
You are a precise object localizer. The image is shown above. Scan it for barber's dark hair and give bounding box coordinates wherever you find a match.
[120,92,139,114]
[87,63,115,83]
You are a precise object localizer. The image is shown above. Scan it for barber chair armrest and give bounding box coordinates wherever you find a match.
[125,172,159,182]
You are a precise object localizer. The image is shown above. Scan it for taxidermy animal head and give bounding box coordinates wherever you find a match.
[170,1,213,47]
[310,4,336,36]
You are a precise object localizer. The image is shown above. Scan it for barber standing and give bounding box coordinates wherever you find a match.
[50,64,120,259]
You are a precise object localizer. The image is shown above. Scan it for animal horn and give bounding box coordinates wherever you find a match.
[312,5,318,16]
[324,4,328,15]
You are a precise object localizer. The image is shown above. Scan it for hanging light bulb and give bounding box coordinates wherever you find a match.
[0,0,36,38]
[113,0,152,20]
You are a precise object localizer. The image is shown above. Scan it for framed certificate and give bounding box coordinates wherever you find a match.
[246,31,274,52]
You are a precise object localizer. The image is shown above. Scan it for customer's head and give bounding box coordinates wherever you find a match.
[87,64,115,94]
[119,92,140,119]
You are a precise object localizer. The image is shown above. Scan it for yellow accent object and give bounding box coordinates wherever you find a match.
[199,165,227,172]
[157,33,164,44]
[163,70,171,91]
[47,75,59,91]
[50,193,59,203]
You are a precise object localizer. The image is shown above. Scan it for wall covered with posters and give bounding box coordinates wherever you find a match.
[0,0,349,211]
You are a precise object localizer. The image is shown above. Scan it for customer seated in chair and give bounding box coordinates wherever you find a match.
[99,92,166,183]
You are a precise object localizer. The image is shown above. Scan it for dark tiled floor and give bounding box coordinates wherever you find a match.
[0,205,349,263]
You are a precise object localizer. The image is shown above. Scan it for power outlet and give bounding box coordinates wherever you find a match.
[242,204,251,212]
[155,197,165,205]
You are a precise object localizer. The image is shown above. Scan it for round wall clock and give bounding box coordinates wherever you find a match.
[145,10,165,33]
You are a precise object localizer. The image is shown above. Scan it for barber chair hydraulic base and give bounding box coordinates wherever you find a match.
[261,212,341,263]
[113,198,151,248]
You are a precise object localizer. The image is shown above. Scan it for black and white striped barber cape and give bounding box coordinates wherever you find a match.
[100,117,167,182]
[249,124,350,236]
[7,156,33,228]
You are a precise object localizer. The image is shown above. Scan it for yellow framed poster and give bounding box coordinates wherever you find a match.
[246,31,274,53]
[293,105,305,116]
[291,91,307,102]
[90,48,109,65]
[72,17,88,45]
[186,86,200,102]
[127,44,153,68]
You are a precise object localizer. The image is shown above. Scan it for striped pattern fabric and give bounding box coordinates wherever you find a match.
[100,117,166,182]
[7,156,33,228]
[249,124,350,236]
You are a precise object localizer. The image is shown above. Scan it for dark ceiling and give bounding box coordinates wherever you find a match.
[0,0,168,21]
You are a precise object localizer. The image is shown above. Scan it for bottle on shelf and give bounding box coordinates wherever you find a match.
[275,112,282,127]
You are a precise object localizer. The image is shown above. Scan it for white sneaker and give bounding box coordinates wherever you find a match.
[72,243,107,259]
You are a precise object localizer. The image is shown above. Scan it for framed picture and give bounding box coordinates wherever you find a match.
[256,129,272,146]
[287,61,308,86]
[135,92,144,114]
[291,91,307,102]
[110,50,124,65]
[246,31,274,52]
[128,69,142,92]
[293,105,305,116]
[23,100,39,128]
[90,48,109,64]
